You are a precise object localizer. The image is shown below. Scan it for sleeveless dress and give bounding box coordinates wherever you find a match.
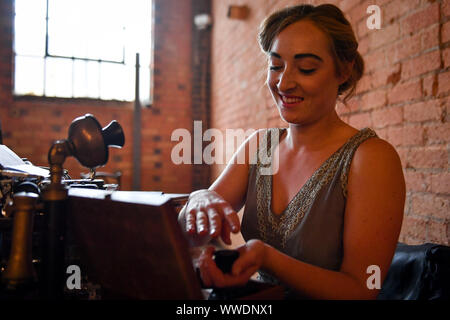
[241,127,378,287]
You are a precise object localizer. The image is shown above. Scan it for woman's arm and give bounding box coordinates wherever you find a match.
[205,137,405,299]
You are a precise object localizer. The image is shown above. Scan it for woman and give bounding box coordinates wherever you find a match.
[178,4,405,299]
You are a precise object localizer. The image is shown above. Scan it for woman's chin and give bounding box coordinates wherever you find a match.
[277,109,304,124]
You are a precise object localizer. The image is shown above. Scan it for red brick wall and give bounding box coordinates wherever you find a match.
[0,0,194,193]
[210,0,449,245]
[142,0,193,193]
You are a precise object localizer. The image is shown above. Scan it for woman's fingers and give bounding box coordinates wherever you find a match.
[196,210,209,235]
[207,207,222,237]
[232,240,265,276]
[197,246,216,287]
[207,258,228,288]
[233,264,259,285]
[210,262,257,288]
[190,205,237,239]
[232,256,253,276]
[183,190,240,245]
[185,208,196,234]
[198,248,234,288]
[232,247,252,276]
[198,246,260,289]
[198,266,212,288]
[222,205,240,233]
[220,222,232,245]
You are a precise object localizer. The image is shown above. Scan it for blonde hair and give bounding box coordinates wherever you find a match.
[259,4,364,104]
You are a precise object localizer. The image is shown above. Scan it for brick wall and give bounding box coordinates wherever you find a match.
[142,0,194,193]
[210,0,449,245]
[0,0,195,193]
[191,0,213,190]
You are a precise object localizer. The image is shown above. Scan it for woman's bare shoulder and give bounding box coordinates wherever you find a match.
[348,135,405,191]
[353,136,402,168]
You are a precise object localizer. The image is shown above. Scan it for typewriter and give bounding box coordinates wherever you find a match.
[0,114,127,299]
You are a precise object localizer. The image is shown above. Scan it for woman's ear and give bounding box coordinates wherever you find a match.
[338,60,355,85]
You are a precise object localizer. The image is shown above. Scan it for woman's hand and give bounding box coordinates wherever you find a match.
[179,189,241,246]
[197,239,267,288]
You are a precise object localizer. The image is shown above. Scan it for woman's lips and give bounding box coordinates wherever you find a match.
[279,95,304,108]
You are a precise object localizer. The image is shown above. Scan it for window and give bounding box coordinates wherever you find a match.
[14,0,152,103]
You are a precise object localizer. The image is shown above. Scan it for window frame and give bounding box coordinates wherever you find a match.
[13,0,152,104]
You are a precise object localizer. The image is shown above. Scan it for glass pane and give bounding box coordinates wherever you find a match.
[47,17,77,58]
[14,0,46,56]
[15,0,46,17]
[47,0,79,58]
[73,59,87,98]
[47,0,125,62]
[123,0,152,102]
[123,0,152,66]
[100,62,126,100]
[14,55,44,96]
[123,65,135,101]
[85,61,100,98]
[45,57,73,97]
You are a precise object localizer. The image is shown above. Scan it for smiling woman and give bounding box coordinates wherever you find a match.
[178,4,406,300]
[259,4,364,105]
[265,19,346,126]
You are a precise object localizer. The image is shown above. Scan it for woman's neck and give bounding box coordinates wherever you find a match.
[284,110,352,151]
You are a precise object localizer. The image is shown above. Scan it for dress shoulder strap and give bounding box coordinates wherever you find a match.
[340,128,378,197]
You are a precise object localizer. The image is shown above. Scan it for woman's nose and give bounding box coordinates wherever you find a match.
[277,68,297,92]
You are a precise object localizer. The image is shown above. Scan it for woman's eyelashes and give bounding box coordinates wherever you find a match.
[299,68,316,74]
[269,65,316,74]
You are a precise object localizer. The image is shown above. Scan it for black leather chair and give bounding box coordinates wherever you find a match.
[378,243,450,300]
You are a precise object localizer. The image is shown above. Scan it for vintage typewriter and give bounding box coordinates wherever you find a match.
[0,114,130,299]
[0,114,283,300]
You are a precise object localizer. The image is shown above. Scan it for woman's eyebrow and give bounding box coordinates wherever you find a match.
[269,52,282,58]
[294,53,323,62]
[268,52,323,62]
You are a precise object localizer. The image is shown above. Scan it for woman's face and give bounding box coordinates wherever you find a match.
[267,19,346,125]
